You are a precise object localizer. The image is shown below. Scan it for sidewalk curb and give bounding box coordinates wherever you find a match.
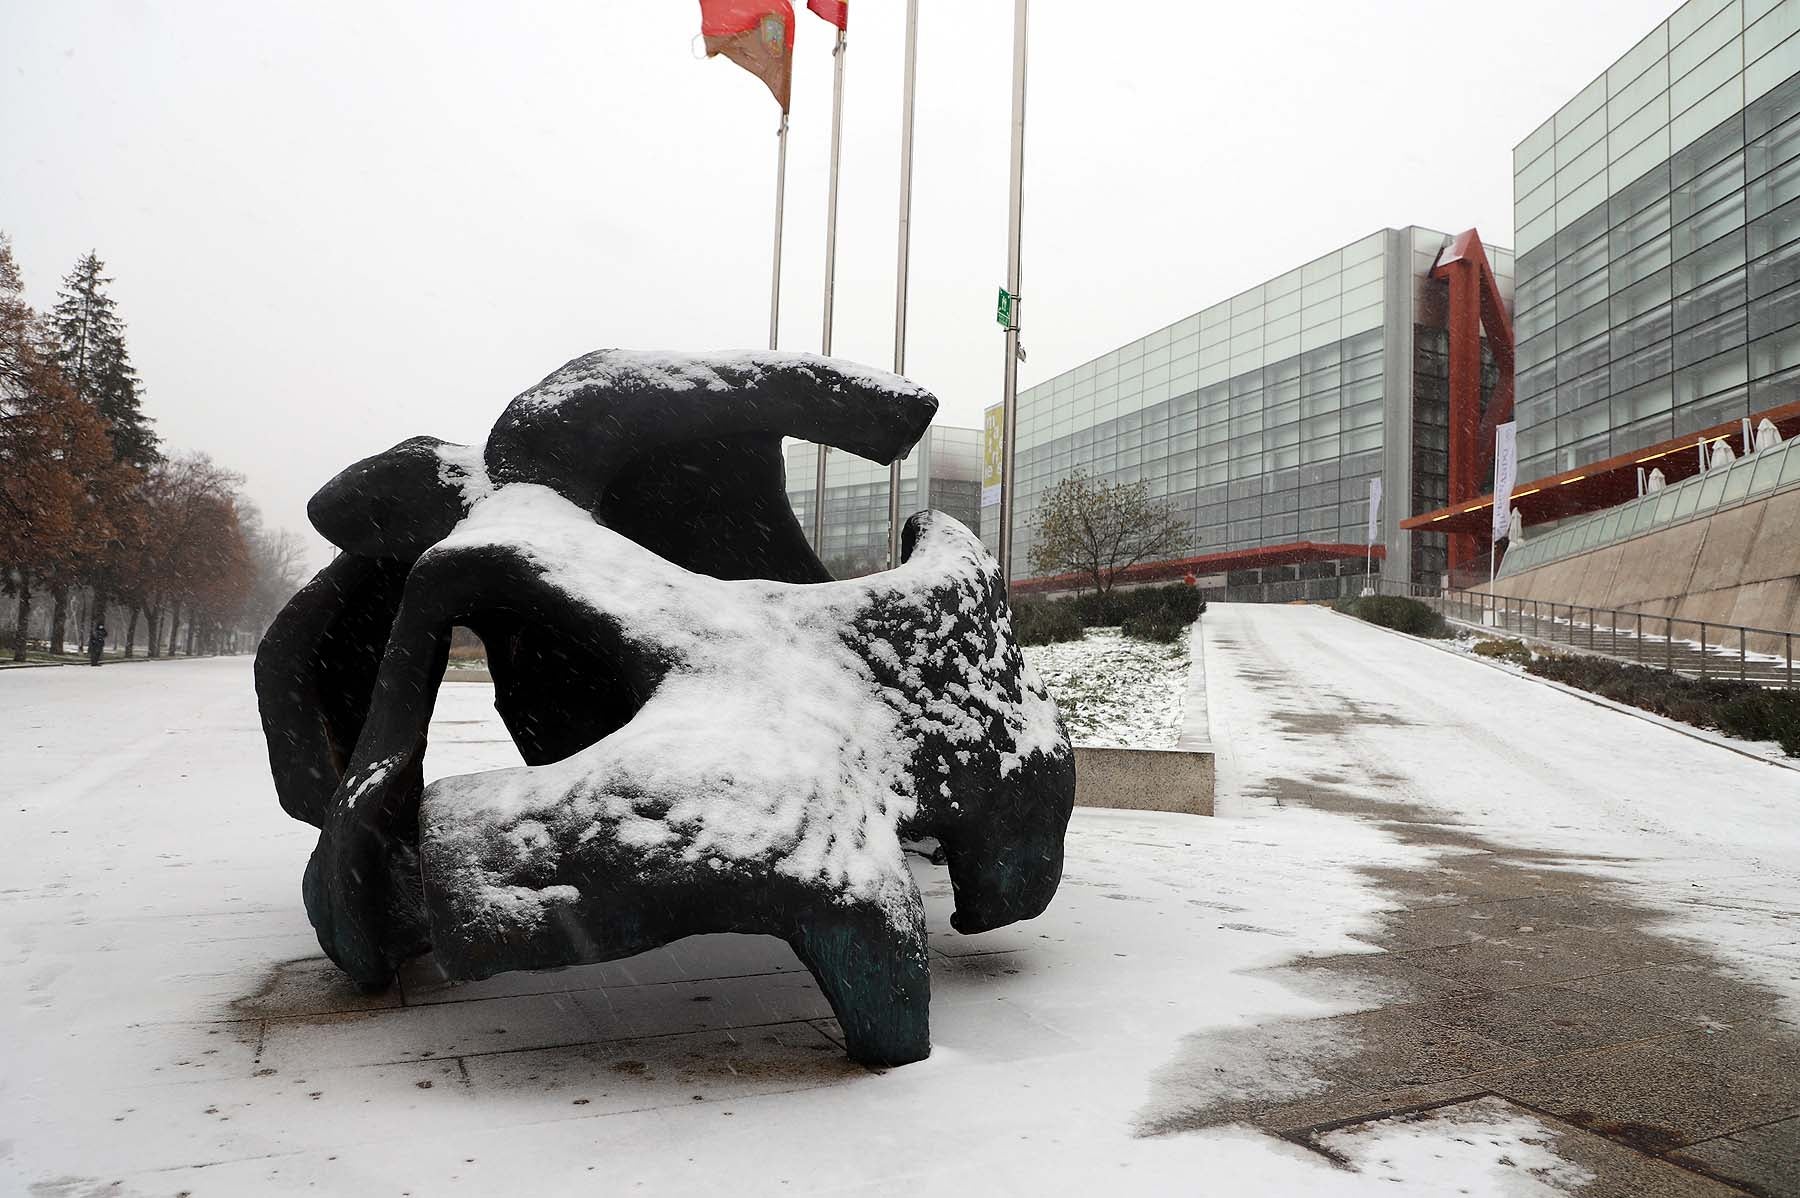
[1324,606,1800,775]
[1,653,241,671]
[1176,617,1213,753]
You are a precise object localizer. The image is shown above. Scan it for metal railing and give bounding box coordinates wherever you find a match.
[1376,579,1798,690]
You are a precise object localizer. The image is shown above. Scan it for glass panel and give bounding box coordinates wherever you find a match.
[1653,489,1683,522]
[1748,443,1787,490]
[1674,478,1706,517]
[1722,458,1758,501]
[1698,469,1731,507]
[1781,439,1800,482]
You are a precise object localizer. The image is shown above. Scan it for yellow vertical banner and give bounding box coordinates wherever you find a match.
[982,403,1004,506]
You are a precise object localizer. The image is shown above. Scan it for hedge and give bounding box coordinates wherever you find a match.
[1334,595,1453,639]
[1526,654,1800,756]
[1013,582,1206,646]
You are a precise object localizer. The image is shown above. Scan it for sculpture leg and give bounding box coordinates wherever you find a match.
[787,905,931,1068]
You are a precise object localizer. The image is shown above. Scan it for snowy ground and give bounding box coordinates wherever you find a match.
[1023,626,1192,749]
[1206,605,1800,1024]
[3,606,1798,1194]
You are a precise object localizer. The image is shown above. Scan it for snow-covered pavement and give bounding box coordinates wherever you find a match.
[3,608,1798,1195]
[1205,603,1800,1015]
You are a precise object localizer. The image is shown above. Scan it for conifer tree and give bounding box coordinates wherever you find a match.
[51,251,158,468]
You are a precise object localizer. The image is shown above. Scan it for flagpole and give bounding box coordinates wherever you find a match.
[997,0,1028,591]
[812,25,848,553]
[887,0,919,570]
[770,111,788,351]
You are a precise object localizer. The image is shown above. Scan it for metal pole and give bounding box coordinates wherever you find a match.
[769,114,788,352]
[1787,632,1792,690]
[887,0,919,570]
[1700,622,1708,679]
[812,27,849,553]
[1741,627,1747,683]
[996,0,1028,591]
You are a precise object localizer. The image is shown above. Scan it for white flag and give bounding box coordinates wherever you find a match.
[1492,421,1518,542]
[1366,478,1382,545]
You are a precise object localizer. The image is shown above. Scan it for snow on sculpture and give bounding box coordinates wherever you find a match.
[254,350,1076,1067]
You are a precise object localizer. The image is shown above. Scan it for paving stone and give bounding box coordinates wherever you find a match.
[1489,1021,1800,1150]
[233,953,402,1018]
[1309,1007,1535,1091]
[1355,858,1577,909]
[458,1020,863,1116]
[1563,961,1797,1030]
[1399,925,1694,990]
[1249,950,1478,1010]
[1410,983,1697,1056]
[1297,1098,1750,1198]
[1673,1114,1800,1197]
[1249,1076,1500,1135]
[397,933,803,1007]
[1361,892,1656,952]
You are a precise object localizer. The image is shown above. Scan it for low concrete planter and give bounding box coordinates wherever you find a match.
[1072,746,1214,816]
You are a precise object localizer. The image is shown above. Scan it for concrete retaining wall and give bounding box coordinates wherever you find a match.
[1486,484,1800,655]
[1071,746,1214,817]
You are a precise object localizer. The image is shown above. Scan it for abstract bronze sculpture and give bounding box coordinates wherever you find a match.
[256,350,1075,1066]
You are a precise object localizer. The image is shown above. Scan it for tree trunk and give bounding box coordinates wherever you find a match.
[147,603,162,659]
[167,601,181,657]
[11,571,29,662]
[185,619,196,656]
[49,586,69,656]
[124,606,138,658]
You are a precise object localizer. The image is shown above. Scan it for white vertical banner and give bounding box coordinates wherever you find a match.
[1492,421,1518,542]
[1366,477,1382,544]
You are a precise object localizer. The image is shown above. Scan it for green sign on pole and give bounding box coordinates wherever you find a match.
[996,287,1015,328]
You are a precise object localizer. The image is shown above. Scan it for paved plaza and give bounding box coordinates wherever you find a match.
[3,604,1798,1195]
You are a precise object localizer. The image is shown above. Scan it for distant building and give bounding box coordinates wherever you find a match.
[1510,0,1800,484]
[784,425,983,577]
[1406,0,1800,636]
[985,227,1513,600]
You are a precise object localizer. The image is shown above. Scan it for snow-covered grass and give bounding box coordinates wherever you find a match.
[1024,625,1192,748]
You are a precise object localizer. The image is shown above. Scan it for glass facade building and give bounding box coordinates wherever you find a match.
[1513,0,1800,483]
[979,227,1513,595]
[784,425,983,577]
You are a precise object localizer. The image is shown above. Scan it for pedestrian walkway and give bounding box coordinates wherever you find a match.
[1176,603,1800,1196]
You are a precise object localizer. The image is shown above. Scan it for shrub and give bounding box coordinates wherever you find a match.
[1121,612,1187,644]
[1012,599,1085,646]
[1525,654,1800,757]
[1339,595,1452,639]
[1716,690,1800,756]
[1039,583,1206,631]
[1472,638,1533,665]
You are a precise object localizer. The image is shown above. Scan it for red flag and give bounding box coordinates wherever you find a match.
[699,0,796,113]
[806,0,847,29]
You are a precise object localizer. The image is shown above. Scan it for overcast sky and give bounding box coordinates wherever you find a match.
[3,1,1679,561]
